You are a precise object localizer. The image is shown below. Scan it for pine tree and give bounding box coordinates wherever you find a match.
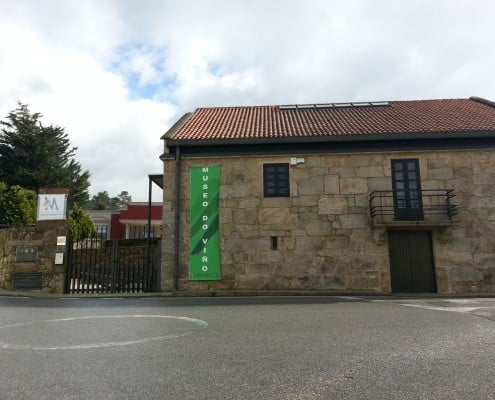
[0,103,90,206]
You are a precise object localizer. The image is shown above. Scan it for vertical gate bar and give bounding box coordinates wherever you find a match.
[131,244,136,293]
[83,238,89,294]
[96,239,106,293]
[74,239,81,294]
[137,244,141,293]
[77,239,83,294]
[120,241,125,293]
[101,240,107,294]
[126,242,131,293]
[65,239,73,294]
[111,240,118,293]
[124,243,130,293]
[75,239,82,294]
[89,236,96,294]
[134,244,138,293]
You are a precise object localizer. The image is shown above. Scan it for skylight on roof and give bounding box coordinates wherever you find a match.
[279,101,390,110]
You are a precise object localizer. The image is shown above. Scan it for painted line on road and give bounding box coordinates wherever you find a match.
[399,303,481,313]
[0,315,208,351]
[2,296,31,299]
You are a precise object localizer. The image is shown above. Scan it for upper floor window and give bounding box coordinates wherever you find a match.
[263,163,290,197]
[391,158,423,221]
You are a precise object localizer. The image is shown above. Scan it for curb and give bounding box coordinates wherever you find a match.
[1,289,494,299]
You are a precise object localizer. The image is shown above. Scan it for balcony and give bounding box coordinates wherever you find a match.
[369,189,458,226]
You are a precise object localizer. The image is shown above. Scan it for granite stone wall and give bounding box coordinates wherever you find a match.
[0,226,67,293]
[162,149,495,293]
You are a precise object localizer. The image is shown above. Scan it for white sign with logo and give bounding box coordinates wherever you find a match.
[37,194,68,221]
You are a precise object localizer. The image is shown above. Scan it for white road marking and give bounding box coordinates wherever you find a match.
[0,315,208,351]
[399,303,481,313]
[335,296,363,300]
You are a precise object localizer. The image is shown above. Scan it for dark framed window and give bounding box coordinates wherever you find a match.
[391,158,423,221]
[263,163,290,197]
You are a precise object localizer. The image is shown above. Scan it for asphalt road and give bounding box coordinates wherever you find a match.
[0,295,494,400]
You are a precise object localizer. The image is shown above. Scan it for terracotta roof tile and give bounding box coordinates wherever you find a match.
[170,98,495,142]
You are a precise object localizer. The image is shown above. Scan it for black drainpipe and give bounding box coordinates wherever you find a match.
[173,146,181,291]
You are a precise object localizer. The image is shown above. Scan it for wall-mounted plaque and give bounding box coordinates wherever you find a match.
[16,246,38,263]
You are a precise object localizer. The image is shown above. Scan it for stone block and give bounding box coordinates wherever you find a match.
[232,209,258,225]
[237,197,261,208]
[297,176,324,196]
[340,178,368,194]
[450,266,484,282]
[292,196,319,207]
[476,221,495,236]
[428,158,447,169]
[473,174,495,185]
[341,156,372,167]
[323,235,350,250]
[338,214,368,229]
[235,275,269,289]
[367,177,392,191]
[473,253,495,268]
[295,237,325,251]
[349,274,380,291]
[305,221,332,236]
[435,266,451,293]
[290,167,311,181]
[428,168,454,180]
[318,197,347,214]
[246,263,278,275]
[324,175,340,194]
[445,154,471,168]
[355,166,384,177]
[352,255,387,271]
[261,197,291,208]
[258,208,290,225]
[319,156,341,167]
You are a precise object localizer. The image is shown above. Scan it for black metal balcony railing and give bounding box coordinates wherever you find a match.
[369,189,458,225]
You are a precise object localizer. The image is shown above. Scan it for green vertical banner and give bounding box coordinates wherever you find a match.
[190,166,221,280]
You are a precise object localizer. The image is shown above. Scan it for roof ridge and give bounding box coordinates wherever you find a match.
[470,96,495,108]
[193,97,477,111]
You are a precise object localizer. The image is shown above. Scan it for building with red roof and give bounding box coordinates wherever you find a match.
[160,97,495,294]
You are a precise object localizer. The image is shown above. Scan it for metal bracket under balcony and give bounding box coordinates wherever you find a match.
[369,189,458,226]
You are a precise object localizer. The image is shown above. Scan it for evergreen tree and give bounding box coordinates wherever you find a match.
[88,190,132,210]
[0,182,37,226]
[0,103,90,206]
[69,204,95,240]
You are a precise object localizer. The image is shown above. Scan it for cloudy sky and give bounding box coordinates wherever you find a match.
[1,0,494,202]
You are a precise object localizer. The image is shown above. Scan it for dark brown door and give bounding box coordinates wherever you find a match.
[391,159,423,221]
[388,230,436,293]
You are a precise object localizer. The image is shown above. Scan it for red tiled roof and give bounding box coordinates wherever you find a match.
[169,98,495,142]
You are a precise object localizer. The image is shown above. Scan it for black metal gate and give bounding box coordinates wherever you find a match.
[388,230,436,293]
[65,237,160,294]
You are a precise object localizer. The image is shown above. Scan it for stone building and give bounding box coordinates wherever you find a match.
[160,97,495,294]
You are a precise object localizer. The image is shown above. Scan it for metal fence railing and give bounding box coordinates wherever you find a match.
[369,189,458,224]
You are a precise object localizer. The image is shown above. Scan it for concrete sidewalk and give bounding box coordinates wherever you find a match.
[1,288,494,299]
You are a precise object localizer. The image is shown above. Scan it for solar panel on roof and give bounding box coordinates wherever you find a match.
[279,105,297,110]
[334,103,352,107]
[297,104,315,109]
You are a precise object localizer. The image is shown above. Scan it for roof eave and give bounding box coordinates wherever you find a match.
[164,129,495,148]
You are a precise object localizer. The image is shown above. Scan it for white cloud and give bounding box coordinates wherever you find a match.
[1,0,494,201]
